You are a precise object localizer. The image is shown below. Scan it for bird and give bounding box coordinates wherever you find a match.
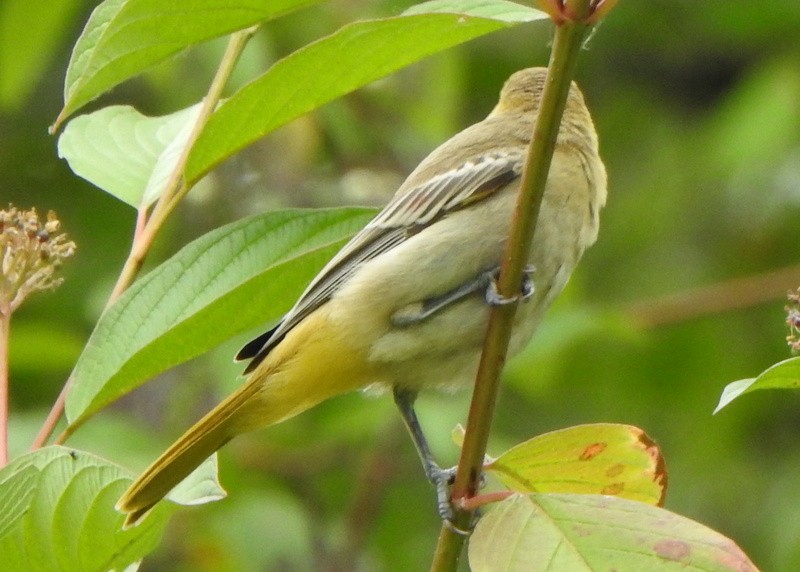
[117,66,607,528]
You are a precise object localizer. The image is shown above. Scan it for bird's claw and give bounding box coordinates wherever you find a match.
[485,264,535,306]
[427,463,486,530]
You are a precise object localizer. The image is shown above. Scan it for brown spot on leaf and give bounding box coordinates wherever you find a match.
[601,482,624,496]
[718,550,758,572]
[572,524,592,537]
[654,539,691,562]
[579,442,606,460]
[635,429,668,506]
[605,463,624,477]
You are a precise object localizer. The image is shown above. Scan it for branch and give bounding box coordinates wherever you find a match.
[429,0,605,568]
[625,264,800,329]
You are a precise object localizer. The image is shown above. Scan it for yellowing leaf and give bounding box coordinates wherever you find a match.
[487,423,666,506]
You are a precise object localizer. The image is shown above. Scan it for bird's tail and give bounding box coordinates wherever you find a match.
[116,375,263,528]
[117,305,369,528]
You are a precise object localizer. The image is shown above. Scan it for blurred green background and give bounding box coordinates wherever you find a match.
[3,1,800,570]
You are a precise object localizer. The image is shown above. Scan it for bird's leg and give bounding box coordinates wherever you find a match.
[391,269,495,328]
[391,265,534,328]
[484,264,535,306]
[392,386,457,522]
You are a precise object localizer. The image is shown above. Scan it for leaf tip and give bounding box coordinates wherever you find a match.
[713,378,757,415]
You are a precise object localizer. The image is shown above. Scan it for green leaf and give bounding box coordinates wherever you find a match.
[57,103,202,207]
[184,0,547,183]
[0,0,83,111]
[65,207,376,427]
[468,494,758,572]
[56,0,323,127]
[0,465,37,539]
[403,0,539,19]
[714,356,800,413]
[487,424,667,506]
[0,446,173,572]
[167,455,226,507]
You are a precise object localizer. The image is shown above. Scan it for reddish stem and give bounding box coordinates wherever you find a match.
[0,309,10,466]
[456,490,514,512]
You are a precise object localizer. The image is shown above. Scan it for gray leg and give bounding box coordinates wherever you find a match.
[392,387,455,521]
[392,265,535,328]
[391,269,496,328]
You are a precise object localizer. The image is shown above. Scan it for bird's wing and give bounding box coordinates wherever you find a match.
[237,150,524,372]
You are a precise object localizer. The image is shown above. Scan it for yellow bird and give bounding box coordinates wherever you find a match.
[117,67,607,528]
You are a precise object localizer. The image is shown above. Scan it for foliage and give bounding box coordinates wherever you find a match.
[715,355,800,410]
[65,207,375,428]
[469,494,754,571]
[0,446,173,571]
[2,0,800,569]
[715,292,800,413]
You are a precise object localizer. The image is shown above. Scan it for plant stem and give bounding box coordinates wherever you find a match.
[30,376,69,450]
[108,25,258,304]
[30,26,259,451]
[429,1,597,569]
[458,490,514,512]
[0,309,10,466]
[625,263,800,329]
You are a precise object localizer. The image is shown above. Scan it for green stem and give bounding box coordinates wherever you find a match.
[30,26,259,451]
[0,309,10,466]
[429,1,597,569]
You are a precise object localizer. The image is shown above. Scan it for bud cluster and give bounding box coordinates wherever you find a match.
[0,206,76,313]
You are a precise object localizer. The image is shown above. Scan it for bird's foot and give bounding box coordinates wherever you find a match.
[485,264,535,306]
